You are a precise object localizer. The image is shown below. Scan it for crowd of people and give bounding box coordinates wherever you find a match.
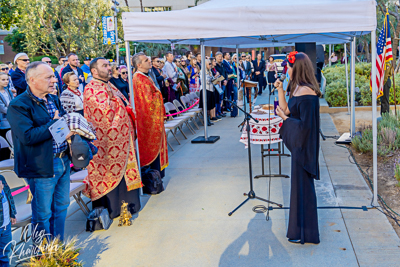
[0,48,293,265]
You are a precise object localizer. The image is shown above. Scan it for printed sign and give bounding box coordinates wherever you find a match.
[102,16,116,45]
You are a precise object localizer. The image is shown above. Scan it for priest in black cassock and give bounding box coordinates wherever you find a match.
[274,51,322,245]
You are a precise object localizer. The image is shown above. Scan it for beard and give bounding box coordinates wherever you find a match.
[97,69,111,81]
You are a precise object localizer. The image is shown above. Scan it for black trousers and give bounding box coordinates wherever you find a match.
[0,128,10,161]
[381,78,391,115]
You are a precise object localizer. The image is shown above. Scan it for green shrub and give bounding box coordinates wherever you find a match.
[352,112,400,156]
[31,55,58,64]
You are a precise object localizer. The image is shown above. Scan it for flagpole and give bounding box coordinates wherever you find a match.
[394,62,397,116]
[371,29,378,207]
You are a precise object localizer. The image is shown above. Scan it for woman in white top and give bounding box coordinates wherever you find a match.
[60,72,84,115]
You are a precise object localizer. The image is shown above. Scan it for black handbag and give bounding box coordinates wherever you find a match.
[86,207,113,232]
[141,167,164,195]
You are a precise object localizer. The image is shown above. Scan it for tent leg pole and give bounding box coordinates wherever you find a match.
[350,38,356,136]
[201,42,207,140]
[344,43,350,114]
[236,45,240,116]
[329,44,332,67]
[125,41,143,195]
[371,30,378,207]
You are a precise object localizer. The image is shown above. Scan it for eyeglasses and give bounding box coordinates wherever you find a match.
[0,68,9,71]
[45,61,52,64]
[18,59,30,62]
[121,72,127,74]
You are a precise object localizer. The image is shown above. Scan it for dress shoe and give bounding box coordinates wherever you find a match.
[215,115,222,119]
[288,239,302,244]
[210,117,221,122]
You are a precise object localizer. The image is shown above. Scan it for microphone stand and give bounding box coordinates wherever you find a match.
[226,98,283,217]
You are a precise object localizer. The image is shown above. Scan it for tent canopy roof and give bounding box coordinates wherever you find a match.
[122,0,376,47]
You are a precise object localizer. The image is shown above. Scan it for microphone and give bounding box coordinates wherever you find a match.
[271,74,286,94]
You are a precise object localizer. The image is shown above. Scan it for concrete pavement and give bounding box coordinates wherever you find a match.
[63,92,400,266]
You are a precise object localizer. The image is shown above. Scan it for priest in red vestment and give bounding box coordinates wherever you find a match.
[83,57,142,219]
[131,52,169,177]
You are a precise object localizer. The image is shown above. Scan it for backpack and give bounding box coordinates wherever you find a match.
[141,167,164,195]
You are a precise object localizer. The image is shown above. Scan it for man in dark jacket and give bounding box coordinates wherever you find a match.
[215,52,228,116]
[8,61,72,242]
[11,53,30,95]
[42,57,63,95]
[61,53,86,92]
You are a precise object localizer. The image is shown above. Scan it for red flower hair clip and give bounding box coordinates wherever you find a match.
[288,51,298,64]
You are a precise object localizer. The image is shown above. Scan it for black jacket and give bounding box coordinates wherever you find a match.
[252,60,266,77]
[152,66,165,89]
[11,67,28,95]
[109,76,130,100]
[241,61,252,78]
[215,62,228,80]
[7,88,68,178]
[61,64,86,90]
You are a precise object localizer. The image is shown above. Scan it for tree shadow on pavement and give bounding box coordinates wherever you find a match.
[76,235,110,266]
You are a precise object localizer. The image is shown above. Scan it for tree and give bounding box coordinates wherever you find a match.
[0,0,20,30]
[14,0,125,59]
[4,28,26,53]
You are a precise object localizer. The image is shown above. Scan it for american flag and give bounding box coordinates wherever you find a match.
[372,11,393,99]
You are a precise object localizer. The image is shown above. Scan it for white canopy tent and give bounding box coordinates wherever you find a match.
[121,0,379,206]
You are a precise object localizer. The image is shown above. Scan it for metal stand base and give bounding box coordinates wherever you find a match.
[255,142,290,179]
[191,136,220,144]
[228,190,283,216]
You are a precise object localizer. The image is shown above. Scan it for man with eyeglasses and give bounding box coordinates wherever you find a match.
[0,64,16,97]
[42,57,63,95]
[55,56,67,74]
[151,57,166,90]
[11,53,30,95]
[61,53,86,92]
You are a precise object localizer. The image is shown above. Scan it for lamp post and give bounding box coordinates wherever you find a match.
[111,0,120,64]
[133,42,138,54]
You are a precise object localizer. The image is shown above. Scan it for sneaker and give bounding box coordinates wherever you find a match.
[216,115,222,119]
[211,117,221,122]
[220,113,227,117]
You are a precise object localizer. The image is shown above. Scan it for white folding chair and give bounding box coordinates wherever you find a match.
[181,95,203,125]
[164,105,187,141]
[164,102,195,134]
[6,130,13,158]
[173,99,199,130]
[1,170,32,241]
[165,129,174,151]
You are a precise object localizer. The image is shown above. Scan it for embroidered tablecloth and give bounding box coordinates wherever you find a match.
[239,112,283,146]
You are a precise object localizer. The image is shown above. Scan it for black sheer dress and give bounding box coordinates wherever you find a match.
[279,95,320,244]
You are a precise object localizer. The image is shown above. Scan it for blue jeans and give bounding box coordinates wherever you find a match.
[28,155,71,241]
[0,223,11,266]
[232,85,238,101]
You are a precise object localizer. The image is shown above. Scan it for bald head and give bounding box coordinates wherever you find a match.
[41,57,53,67]
[26,62,57,98]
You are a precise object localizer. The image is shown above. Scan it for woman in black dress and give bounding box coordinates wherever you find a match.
[252,53,266,95]
[109,63,130,100]
[274,51,322,245]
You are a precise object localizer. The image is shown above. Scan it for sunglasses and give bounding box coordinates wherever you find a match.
[62,60,67,63]
[116,67,120,70]
[121,72,127,74]
[241,56,246,58]
[19,59,30,62]
[0,68,9,71]
[45,61,52,64]
[154,60,161,63]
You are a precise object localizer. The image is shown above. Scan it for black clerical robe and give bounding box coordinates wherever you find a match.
[279,95,320,244]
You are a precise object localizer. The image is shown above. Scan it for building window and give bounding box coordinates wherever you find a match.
[144,6,171,12]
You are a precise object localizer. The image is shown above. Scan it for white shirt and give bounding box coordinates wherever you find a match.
[162,61,178,83]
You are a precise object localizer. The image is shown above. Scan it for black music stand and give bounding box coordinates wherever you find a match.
[226,99,282,217]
